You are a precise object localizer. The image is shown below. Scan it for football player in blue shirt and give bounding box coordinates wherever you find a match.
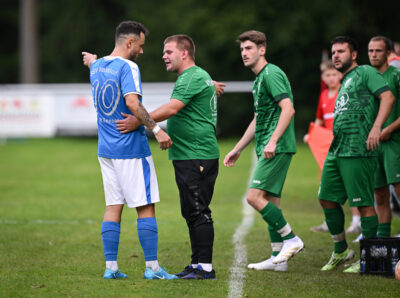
[82,20,176,280]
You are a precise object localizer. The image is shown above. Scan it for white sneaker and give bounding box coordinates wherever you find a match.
[248,257,288,271]
[273,236,304,264]
[310,221,329,233]
[346,222,361,234]
[352,233,363,243]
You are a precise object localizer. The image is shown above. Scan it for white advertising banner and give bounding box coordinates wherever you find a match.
[54,91,97,135]
[0,93,55,137]
[0,82,251,138]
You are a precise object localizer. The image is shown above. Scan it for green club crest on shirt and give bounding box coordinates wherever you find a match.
[334,92,349,116]
[210,93,217,113]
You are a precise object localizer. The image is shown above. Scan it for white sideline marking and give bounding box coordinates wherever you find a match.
[0,219,96,225]
[228,154,256,298]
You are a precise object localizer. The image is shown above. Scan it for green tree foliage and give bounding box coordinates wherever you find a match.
[1,0,398,136]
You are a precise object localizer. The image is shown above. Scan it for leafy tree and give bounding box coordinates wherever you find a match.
[1,0,398,136]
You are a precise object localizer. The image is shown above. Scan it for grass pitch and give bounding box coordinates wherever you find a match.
[0,138,399,297]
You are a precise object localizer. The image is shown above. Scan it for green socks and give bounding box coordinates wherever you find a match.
[323,207,345,234]
[361,215,378,238]
[377,222,391,237]
[268,225,283,256]
[261,203,294,240]
[323,207,347,253]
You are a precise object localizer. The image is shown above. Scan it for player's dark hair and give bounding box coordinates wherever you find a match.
[115,21,148,42]
[370,36,393,52]
[236,30,267,49]
[331,36,359,53]
[164,34,196,61]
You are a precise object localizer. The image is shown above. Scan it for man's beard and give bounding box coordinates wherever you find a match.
[337,58,352,73]
[371,58,386,69]
[129,52,138,62]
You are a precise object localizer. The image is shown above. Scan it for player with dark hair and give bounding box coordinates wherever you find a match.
[224,30,304,272]
[307,61,362,235]
[113,34,222,280]
[82,20,177,280]
[318,36,394,273]
[83,33,225,279]
[368,36,400,238]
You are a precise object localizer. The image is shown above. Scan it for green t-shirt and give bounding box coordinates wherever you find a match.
[252,63,296,159]
[167,66,219,160]
[330,65,390,157]
[382,66,400,135]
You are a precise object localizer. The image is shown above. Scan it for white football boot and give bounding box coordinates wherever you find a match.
[248,256,288,271]
[273,236,304,264]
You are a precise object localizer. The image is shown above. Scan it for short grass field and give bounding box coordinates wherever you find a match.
[0,138,399,297]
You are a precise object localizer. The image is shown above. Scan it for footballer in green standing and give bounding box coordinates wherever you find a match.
[368,36,400,238]
[116,34,224,280]
[224,30,304,272]
[318,36,395,273]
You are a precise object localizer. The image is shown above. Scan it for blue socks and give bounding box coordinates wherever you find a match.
[101,221,121,261]
[137,217,158,261]
[101,218,158,264]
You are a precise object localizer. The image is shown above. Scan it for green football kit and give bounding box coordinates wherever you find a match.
[167,65,219,266]
[319,65,390,207]
[167,66,219,161]
[249,63,296,197]
[375,66,400,188]
[246,63,305,261]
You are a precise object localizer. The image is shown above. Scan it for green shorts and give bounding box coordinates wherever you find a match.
[318,153,378,207]
[375,136,400,189]
[249,153,292,198]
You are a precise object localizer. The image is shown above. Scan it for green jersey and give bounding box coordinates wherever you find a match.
[330,65,390,157]
[382,66,400,134]
[167,66,219,160]
[252,63,296,159]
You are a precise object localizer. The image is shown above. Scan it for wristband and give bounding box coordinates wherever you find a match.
[152,125,161,135]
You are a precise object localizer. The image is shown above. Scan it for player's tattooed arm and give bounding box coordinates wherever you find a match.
[125,93,172,150]
[136,101,157,128]
[125,94,156,130]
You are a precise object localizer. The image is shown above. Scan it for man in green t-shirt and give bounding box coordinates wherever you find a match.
[115,34,222,280]
[224,30,304,272]
[318,36,395,273]
[368,36,400,238]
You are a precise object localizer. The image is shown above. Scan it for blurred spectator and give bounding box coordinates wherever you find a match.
[388,40,400,69]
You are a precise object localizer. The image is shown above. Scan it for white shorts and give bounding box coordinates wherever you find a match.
[98,156,160,208]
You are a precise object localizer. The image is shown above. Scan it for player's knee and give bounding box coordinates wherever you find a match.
[318,199,337,209]
[358,205,376,217]
[375,187,390,203]
[246,192,258,206]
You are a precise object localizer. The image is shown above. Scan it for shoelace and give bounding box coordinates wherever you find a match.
[112,270,119,279]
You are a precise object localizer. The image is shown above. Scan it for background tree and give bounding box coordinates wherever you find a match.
[0,0,399,136]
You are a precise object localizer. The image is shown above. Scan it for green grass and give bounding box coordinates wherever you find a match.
[0,138,399,297]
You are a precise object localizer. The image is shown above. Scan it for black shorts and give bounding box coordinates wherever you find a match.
[172,159,219,224]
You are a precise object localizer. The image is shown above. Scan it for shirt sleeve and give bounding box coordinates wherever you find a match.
[265,70,290,102]
[121,62,142,98]
[171,72,206,104]
[364,66,390,97]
